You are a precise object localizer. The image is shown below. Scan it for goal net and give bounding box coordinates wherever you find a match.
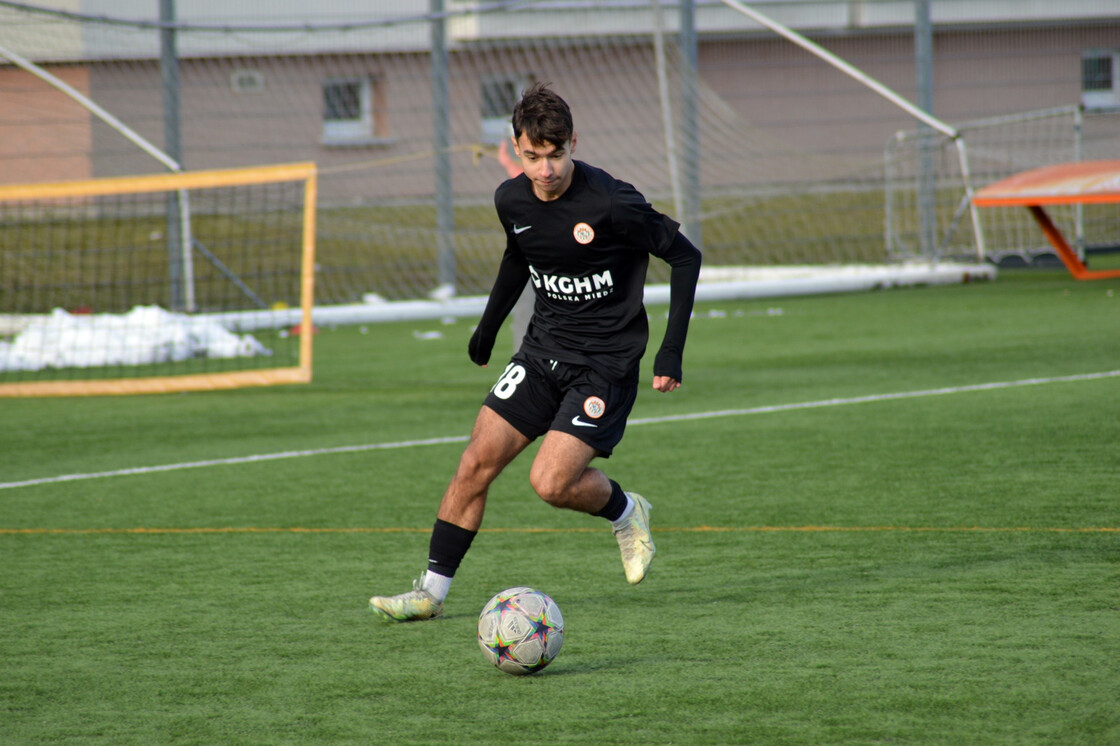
[886,106,1120,266]
[0,1,941,309]
[4,0,1115,376]
[0,162,317,396]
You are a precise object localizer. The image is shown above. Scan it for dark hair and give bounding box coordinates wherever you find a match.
[511,82,573,148]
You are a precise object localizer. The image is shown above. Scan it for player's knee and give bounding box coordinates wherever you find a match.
[455,448,499,488]
[528,468,571,508]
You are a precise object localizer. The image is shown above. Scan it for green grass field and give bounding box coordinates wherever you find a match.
[2,269,1118,745]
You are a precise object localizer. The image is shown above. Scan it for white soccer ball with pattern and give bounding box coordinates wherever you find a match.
[477,587,565,675]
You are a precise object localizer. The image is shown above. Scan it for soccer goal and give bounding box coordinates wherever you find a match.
[0,162,318,396]
[886,105,1120,266]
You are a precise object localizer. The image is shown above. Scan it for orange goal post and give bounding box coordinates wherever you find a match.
[0,162,317,396]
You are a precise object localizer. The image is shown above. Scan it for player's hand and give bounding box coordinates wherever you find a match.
[468,328,493,367]
[652,375,681,393]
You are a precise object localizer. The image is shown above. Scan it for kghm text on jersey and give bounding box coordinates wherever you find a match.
[529,265,615,302]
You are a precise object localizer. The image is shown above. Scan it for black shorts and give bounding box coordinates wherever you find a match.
[482,353,638,457]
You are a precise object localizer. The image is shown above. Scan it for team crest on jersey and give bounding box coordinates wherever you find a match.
[572,222,595,245]
[583,396,606,419]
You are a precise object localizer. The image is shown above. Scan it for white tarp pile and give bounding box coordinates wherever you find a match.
[0,305,270,372]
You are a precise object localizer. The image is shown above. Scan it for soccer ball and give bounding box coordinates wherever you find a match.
[477,587,565,675]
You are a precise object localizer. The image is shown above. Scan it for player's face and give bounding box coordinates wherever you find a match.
[513,133,577,201]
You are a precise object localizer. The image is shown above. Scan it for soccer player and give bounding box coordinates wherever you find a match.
[370,82,702,621]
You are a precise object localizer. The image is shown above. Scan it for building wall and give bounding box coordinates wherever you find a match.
[702,24,1103,159]
[0,65,92,184]
[0,19,1114,200]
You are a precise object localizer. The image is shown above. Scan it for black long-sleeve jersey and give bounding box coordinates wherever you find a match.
[468,161,702,385]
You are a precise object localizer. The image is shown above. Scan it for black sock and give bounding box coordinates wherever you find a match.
[427,518,478,578]
[594,480,629,522]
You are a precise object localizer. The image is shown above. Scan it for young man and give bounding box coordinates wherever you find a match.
[370,82,702,621]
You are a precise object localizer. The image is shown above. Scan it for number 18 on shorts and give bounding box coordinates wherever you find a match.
[483,355,637,456]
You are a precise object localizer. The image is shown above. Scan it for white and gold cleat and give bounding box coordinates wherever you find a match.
[613,493,655,584]
[369,574,444,622]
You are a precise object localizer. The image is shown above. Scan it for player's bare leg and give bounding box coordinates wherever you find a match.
[528,430,610,514]
[438,405,531,530]
[370,406,530,621]
[529,430,655,584]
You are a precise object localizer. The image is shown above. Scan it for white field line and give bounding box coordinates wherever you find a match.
[628,369,1120,425]
[3,369,1118,492]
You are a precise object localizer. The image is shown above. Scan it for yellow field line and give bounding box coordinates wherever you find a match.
[1,525,1117,535]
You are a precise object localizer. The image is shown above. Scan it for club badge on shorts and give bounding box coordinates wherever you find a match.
[583,396,606,419]
[573,222,595,245]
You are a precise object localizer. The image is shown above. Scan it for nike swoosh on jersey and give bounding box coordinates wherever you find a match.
[571,416,598,428]
[513,224,532,235]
